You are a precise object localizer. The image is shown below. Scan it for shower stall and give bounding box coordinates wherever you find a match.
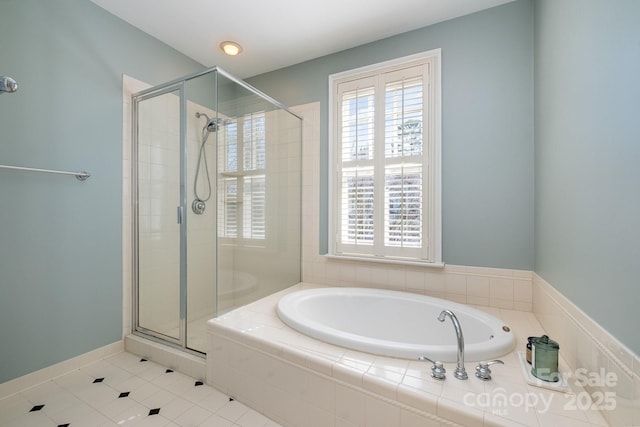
[131,67,302,354]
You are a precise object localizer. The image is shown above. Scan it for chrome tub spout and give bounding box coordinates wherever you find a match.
[438,309,468,380]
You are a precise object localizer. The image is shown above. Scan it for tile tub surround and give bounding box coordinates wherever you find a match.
[533,274,640,427]
[304,262,534,313]
[207,283,609,427]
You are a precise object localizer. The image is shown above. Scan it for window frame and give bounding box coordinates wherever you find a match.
[328,49,442,265]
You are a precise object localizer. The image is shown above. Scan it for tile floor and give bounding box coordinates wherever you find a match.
[0,352,281,427]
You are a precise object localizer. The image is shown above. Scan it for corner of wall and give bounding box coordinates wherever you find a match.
[533,274,639,426]
[0,341,123,401]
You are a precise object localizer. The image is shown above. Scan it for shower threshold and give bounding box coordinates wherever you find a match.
[125,334,207,381]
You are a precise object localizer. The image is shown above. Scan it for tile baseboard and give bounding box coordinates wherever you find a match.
[0,340,123,400]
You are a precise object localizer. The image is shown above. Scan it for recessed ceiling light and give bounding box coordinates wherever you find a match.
[220,41,242,56]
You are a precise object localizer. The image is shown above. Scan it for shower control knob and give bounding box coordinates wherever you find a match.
[192,199,206,215]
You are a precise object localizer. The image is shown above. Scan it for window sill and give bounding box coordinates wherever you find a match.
[324,253,445,269]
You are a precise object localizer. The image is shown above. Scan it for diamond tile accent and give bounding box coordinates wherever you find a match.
[9,351,281,427]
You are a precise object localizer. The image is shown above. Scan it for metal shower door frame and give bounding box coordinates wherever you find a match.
[131,81,190,353]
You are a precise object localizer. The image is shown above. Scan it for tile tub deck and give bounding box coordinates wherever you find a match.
[207,283,609,427]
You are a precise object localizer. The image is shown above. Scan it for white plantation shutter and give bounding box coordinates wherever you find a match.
[341,167,374,245]
[218,112,267,242]
[241,112,266,241]
[338,82,376,252]
[243,112,266,170]
[384,164,422,249]
[243,174,266,239]
[330,50,441,264]
[218,121,239,238]
[219,178,238,238]
[382,69,425,259]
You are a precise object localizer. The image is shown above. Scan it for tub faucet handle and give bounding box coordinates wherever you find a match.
[419,356,446,381]
[475,359,504,381]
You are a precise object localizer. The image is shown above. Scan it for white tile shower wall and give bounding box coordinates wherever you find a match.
[296,102,533,312]
[185,102,217,324]
[533,274,640,426]
[136,90,182,335]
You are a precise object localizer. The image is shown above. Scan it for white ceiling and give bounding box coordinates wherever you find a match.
[90,0,514,78]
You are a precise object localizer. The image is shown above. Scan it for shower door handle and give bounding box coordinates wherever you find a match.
[177,206,184,224]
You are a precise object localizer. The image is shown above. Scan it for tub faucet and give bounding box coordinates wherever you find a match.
[438,309,468,380]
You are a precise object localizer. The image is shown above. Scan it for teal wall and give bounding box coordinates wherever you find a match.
[248,0,535,270]
[0,0,203,383]
[534,0,640,355]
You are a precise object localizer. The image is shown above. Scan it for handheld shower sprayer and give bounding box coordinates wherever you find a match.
[195,112,219,133]
[192,111,231,214]
[0,76,19,94]
[192,111,216,214]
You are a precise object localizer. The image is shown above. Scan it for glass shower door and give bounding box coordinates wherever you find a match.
[131,66,302,356]
[184,72,218,353]
[135,87,183,343]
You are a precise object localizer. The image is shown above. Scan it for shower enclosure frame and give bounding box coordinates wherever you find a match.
[130,66,302,356]
[131,81,189,352]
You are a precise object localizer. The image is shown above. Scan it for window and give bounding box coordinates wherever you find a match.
[218,111,267,243]
[329,50,441,264]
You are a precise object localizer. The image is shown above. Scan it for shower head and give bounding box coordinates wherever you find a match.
[196,112,219,132]
[0,76,18,94]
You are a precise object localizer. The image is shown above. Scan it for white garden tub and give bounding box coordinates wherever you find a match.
[276,287,514,362]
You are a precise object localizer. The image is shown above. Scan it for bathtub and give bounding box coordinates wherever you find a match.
[276,287,514,362]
